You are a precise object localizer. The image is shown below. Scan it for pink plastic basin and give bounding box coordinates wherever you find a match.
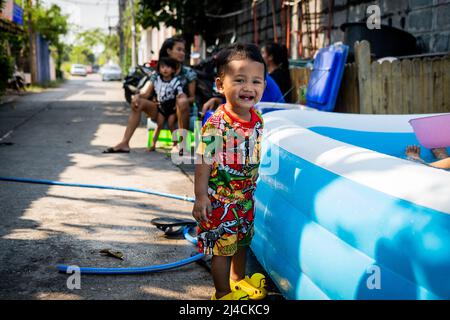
[409,114,450,149]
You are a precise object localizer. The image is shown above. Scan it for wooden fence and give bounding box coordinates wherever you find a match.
[290,67,310,104]
[289,40,450,114]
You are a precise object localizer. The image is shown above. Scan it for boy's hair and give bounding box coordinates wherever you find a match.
[215,43,267,80]
[157,57,179,72]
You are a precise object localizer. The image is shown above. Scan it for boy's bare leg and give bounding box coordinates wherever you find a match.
[211,255,232,299]
[113,98,158,151]
[230,246,247,282]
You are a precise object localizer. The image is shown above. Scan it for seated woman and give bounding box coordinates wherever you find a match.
[406,145,450,169]
[103,36,197,155]
[261,42,292,103]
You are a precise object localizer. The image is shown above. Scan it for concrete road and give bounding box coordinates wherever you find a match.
[0,75,212,299]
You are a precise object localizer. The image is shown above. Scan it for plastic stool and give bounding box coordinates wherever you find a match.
[147,118,201,149]
[147,128,197,149]
[147,129,173,148]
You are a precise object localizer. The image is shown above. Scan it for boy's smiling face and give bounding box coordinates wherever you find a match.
[216,59,266,111]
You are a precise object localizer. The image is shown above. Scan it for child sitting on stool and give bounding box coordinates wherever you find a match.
[147,57,186,151]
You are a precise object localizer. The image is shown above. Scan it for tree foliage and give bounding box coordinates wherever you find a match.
[0,2,69,85]
[29,4,69,46]
[67,28,120,66]
[76,28,105,49]
[20,2,69,79]
[0,0,16,92]
[137,0,238,44]
[0,33,13,94]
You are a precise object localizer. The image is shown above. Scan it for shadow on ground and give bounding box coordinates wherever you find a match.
[0,80,211,299]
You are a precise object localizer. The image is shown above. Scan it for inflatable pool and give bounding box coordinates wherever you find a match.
[251,109,450,300]
[255,102,315,114]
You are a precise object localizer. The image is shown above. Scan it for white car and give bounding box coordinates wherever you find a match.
[101,65,122,81]
[70,64,87,76]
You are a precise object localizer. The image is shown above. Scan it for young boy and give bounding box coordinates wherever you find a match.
[192,43,266,300]
[148,57,186,151]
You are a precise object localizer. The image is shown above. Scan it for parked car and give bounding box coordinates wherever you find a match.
[85,65,93,74]
[101,64,122,81]
[70,64,87,76]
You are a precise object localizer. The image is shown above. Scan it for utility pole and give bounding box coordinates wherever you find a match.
[129,0,137,68]
[27,0,37,84]
[118,0,126,68]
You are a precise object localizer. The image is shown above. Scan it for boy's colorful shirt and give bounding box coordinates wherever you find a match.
[197,104,264,204]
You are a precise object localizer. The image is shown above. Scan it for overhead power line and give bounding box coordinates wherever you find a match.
[45,0,118,6]
[205,0,265,19]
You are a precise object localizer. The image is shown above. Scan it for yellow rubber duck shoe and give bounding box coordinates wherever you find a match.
[211,290,249,300]
[230,273,267,300]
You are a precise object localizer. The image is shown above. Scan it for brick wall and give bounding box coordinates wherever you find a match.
[213,0,285,47]
[329,0,450,54]
[210,0,450,57]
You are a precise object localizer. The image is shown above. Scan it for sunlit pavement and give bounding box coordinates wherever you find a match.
[0,75,212,299]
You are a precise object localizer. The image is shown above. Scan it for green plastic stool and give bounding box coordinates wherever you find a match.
[148,129,173,148]
[147,116,201,149]
[147,128,198,149]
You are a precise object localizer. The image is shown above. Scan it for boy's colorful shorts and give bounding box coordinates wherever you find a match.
[196,199,254,256]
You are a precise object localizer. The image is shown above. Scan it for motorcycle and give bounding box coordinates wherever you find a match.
[191,45,221,111]
[123,61,155,104]
[7,66,26,92]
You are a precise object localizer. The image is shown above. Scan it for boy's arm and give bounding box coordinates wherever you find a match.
[192,159,212,223]
[194,162,211,198]
[193,121,222,222]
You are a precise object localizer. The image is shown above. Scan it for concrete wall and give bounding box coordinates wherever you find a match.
[138,23,176,64]
[49,55,56,81]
